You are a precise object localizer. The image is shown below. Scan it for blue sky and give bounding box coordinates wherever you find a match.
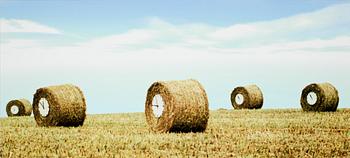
[0,0,344,38]
[1,0,350,117]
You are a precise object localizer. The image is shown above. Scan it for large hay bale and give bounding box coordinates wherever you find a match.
[32,84,87,127]
[145,79,209,133]
[300,82,339,112]
[6,99,32,117]
[231,84,263,109]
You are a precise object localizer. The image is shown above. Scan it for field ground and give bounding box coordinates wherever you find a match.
[1,109,349,157]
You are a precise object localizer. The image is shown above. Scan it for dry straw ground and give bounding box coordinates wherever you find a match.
[1,109,349,157]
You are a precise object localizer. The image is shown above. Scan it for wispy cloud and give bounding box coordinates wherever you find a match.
[209,3,350,48]
[66,3,349,54]
[0,18,61,34]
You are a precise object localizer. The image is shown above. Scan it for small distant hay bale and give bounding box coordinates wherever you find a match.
[145,79,209,133]
[6,99,32,117]
[32,84,87,127]
[231,84,263,109]
[300,82,339,112]
[217,108,228,111]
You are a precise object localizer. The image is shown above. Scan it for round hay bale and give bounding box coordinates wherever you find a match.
[32,84,87,127]
[145,79,209,133]
[230,84,263,109]
[6,99,32,117]
[300,82,339,112]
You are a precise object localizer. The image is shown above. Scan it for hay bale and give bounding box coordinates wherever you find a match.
[145,79,209,133]
[32,84,87,127]
[6,99,32,117]
[231,84,263,109]
[300,82,339,112]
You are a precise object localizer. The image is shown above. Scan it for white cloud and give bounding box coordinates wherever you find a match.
[0,18,61,34]
[210,3,350,45]
[55,3,347,53]
[224,36,350,54]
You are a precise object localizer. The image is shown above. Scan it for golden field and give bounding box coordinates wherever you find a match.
[1,109,349,157]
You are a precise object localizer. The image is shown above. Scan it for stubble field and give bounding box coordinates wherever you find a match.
[1,109,349,157]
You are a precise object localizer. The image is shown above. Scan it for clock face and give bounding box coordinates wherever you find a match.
[152,94,164,118]
[39,98,50,117]
[235,94,244,105]
[307,92,317,105]
[11,105,19,114]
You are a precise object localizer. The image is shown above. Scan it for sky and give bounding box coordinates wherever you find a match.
[0,0,350,117]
